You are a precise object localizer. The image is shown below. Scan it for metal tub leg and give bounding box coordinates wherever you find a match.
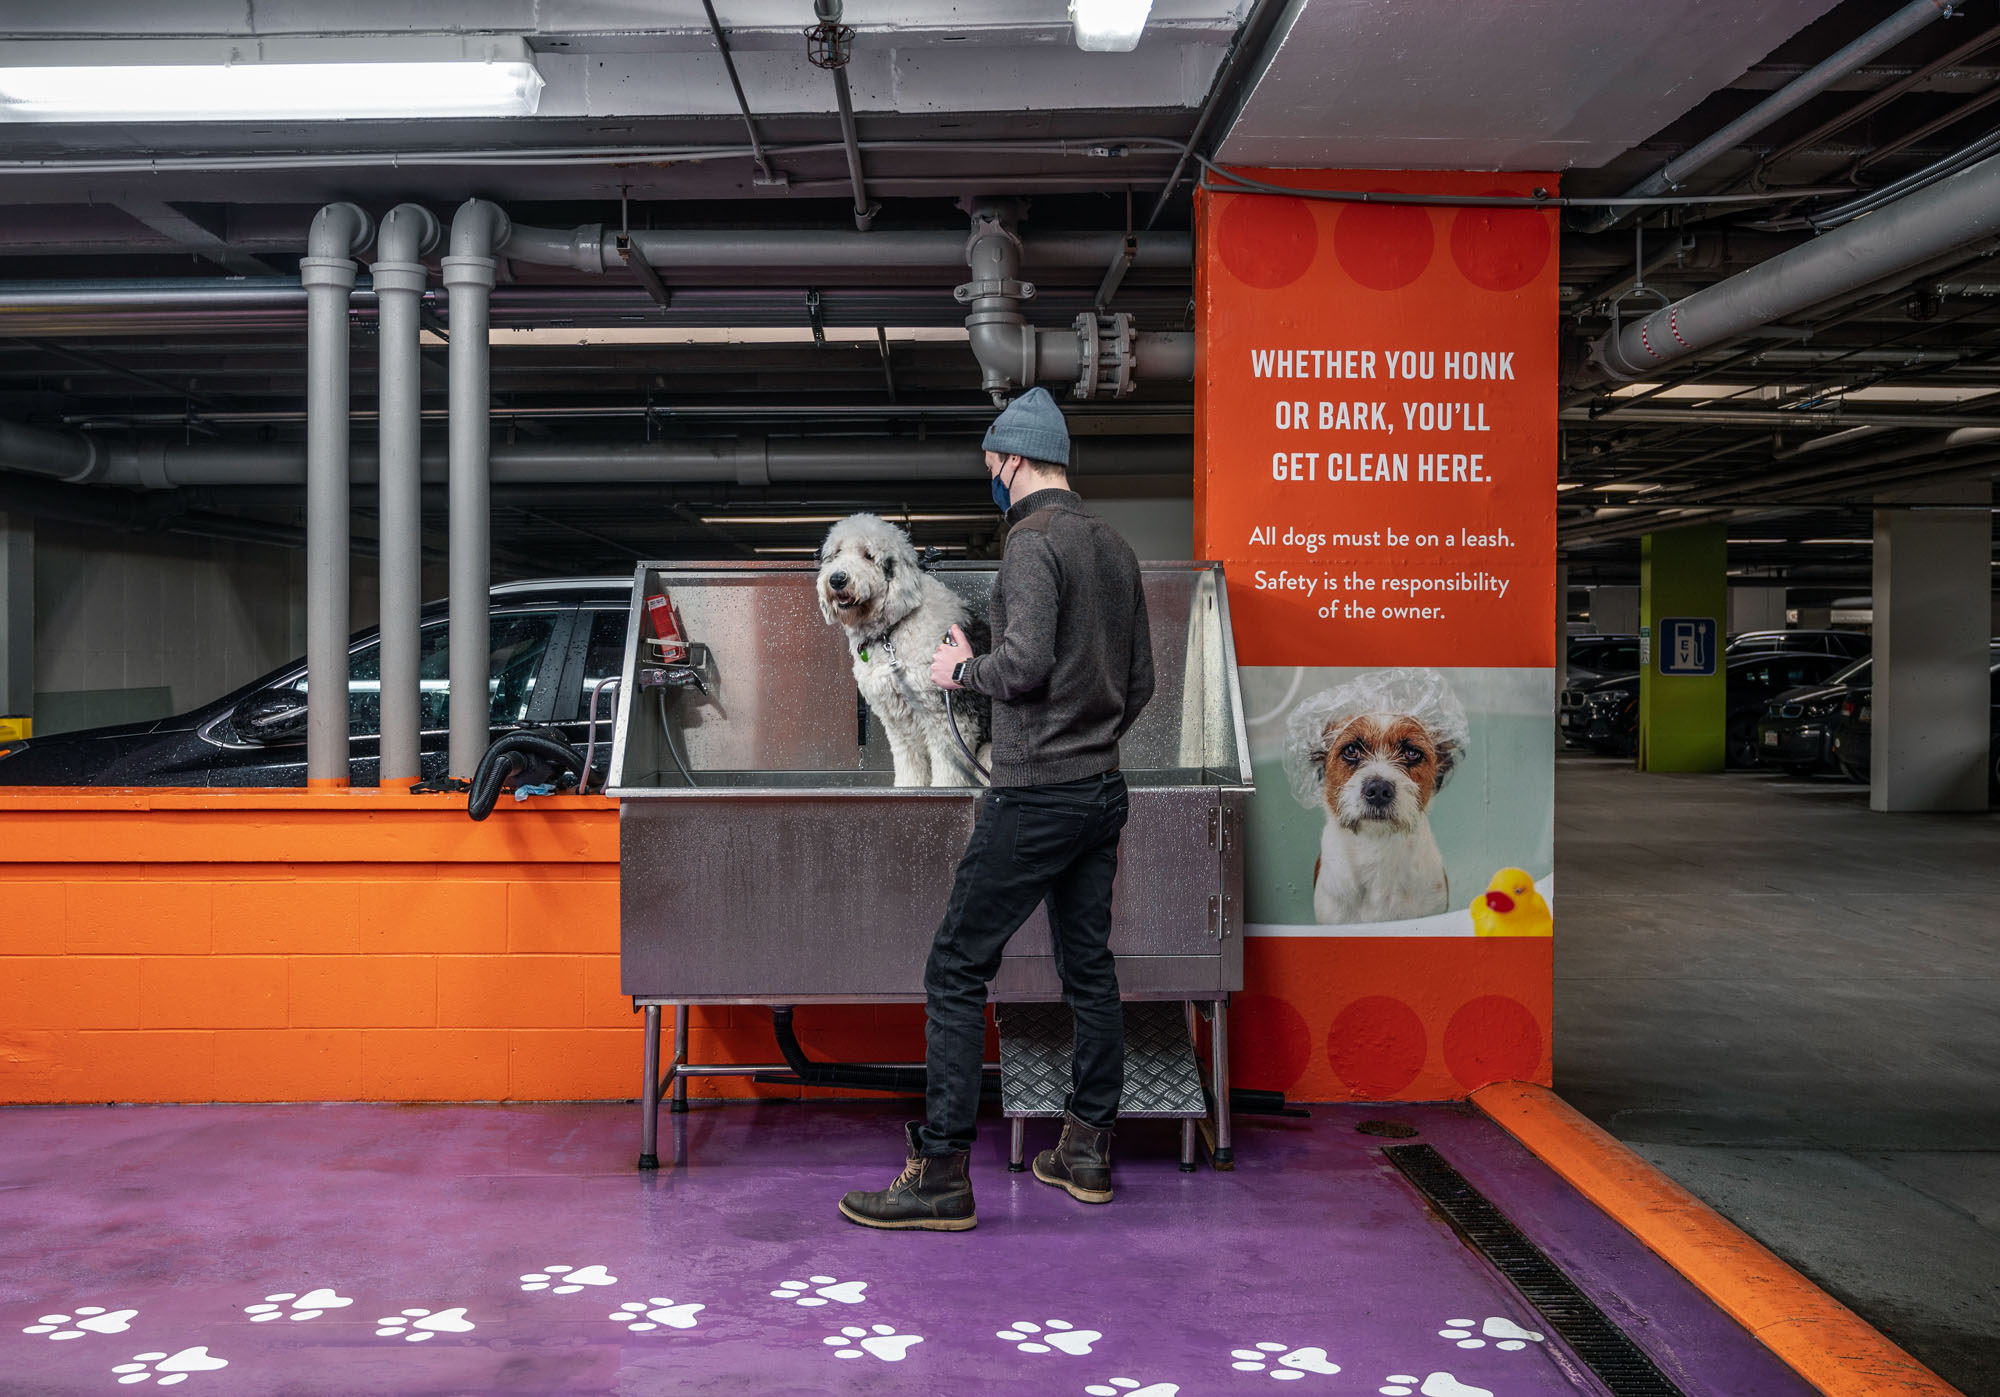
[1180,1119,1197,1172]
[638,1004,661,1170]
[1209,996,1233,1169]
[671,1004,690,1114]
[1010,1118,1026,1173]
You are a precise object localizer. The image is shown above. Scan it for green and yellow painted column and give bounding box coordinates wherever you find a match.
[1638,524,1726,772]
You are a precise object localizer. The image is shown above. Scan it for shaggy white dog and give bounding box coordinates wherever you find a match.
[816,514,990,787]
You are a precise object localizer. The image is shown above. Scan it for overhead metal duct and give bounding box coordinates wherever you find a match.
[1578,0,1954,234]
[1587,149,2000,382]
[299,201,372,790]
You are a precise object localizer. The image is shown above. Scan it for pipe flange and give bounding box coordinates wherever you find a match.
[953,278,1035,303]
[130,441,171,491]
[734,436,771,486]
[368,260,428,295]
[298,256,360,291]
[1071,312,1136,399]
[439,254,499,290]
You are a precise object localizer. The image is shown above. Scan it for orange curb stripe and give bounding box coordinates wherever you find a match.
[1472,1081,1962,1397]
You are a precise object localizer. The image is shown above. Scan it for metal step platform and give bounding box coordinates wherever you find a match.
[995,1000,1210,1173]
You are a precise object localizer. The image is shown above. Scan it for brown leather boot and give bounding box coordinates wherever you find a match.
[1032,1111,1114,1204]
[838,1123,977,1231]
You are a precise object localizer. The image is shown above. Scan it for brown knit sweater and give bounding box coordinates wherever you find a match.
[957,488,1154,787]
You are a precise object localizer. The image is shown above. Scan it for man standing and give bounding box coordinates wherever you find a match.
[839,387,1154,1232]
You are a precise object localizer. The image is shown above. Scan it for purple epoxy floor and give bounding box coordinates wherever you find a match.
[0,1100,1815,1397]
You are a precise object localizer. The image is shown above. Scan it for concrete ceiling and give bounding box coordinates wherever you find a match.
[1217,0,1848,171]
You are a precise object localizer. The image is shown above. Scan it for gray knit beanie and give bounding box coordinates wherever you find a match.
[982,386,1071,467]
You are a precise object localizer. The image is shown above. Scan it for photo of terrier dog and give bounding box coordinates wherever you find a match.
[816,513,991,787]
[1286,668,1469,925]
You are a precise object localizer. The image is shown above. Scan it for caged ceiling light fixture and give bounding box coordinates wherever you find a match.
[1071,0,1154,52]
[0,36,544,123]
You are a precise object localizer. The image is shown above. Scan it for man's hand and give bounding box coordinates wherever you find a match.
[931,624,973,690]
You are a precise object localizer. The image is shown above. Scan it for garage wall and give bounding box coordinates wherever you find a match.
[1082,497,1194,562]
[29,524,409,736]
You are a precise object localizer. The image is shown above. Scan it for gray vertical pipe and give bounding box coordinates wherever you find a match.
[298,202,373,788]
[442,199,509,780]
[369,204,442,790]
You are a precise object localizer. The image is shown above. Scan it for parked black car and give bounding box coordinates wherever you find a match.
[1752,655,1870,776]
[1569,651,1852,763]
[1832,658,2000,797]
[1725,628,1870,660]
[1559,634,1641,746]
[0,578,634,787]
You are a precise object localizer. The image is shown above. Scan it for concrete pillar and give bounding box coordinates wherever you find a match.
[1639,524,1727,772]
[1729,586,1788,633]
[1870,479,1992,811]
[0,513,30,725]
[1589,584,1639,634]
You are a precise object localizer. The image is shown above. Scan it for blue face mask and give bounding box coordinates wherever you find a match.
[990,458,1017,514]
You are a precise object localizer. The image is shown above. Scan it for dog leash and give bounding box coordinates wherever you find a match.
[854,626,989,785]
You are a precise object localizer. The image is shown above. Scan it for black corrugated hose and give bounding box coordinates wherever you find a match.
[466,729,586,821]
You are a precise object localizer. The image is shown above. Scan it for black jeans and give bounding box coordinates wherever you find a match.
[917,771,1130,1156]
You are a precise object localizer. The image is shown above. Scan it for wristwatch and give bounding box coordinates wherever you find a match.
[952,659,970,686]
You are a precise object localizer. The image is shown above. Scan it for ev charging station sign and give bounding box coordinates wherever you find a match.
[1657,617,1716,676]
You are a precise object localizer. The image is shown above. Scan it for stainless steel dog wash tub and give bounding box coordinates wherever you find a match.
[605,561,1252,1169]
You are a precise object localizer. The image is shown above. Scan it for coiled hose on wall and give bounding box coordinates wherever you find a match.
[467,729,587,821]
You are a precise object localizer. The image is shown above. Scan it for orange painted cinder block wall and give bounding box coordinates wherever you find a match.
[1,791,1547,1107]
[0,789,938,1105]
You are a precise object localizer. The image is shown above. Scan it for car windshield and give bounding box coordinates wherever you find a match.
[1826,656,1870,685]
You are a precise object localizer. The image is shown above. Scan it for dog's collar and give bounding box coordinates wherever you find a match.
[854,623,900,666]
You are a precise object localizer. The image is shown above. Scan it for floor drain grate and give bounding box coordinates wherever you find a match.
[1384,1144,1687,1397]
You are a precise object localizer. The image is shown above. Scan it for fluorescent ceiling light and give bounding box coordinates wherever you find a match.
[1072,0,1154,52]
[1802,538,1870,545]
[0,36,542,123]
[1596,483,1653,492]
[1728,538,1787,544]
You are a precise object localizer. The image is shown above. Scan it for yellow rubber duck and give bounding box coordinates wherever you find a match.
[1470,867,1552,937]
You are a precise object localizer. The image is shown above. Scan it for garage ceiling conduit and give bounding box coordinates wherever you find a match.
[495,225,1191,277]
[444,198,510,782]
[300,201,373,790]
[1577,0,1956,235]
[0,434,1186,488]
[1587,148,2000,383]
[371,203,442,792]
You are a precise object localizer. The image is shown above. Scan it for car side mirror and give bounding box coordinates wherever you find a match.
[233,690,308,745]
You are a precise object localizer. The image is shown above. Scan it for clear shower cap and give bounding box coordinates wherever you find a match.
[1282,667,1471,809]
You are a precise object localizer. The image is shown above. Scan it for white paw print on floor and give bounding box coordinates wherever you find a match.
[23,1306,137,1340]
[825,1323,923,1361]
[1085,1380,1180,1397]
[612,1298,705,1332]
[111,1347,227,1386]
[520,1264,617,1294]
[373,1308,475,1342]
[1438,1316,1544,1351]
[1231,1341,1342,1379]
[996,1319,1100,1355]
[1380,1373,1492,1397]
[771,1275,867,1306]
[245,1288,353,1323]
